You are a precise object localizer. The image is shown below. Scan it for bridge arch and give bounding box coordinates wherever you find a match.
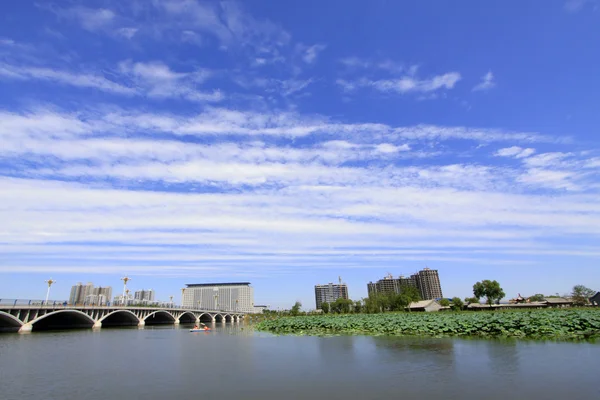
[99,310,140,327]
[224,314,233,323]
[29,310,95,331]
[144,310,176,325]
[177,311,197,324]
[214,313,224,323]
[0,311,24,332]
[198,313,214,323]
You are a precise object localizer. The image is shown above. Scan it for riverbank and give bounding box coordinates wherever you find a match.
[256,309,600,340]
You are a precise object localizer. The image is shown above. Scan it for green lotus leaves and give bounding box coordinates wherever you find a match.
[257,310,600,340]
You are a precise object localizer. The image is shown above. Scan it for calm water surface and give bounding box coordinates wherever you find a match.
[1,324,599,400]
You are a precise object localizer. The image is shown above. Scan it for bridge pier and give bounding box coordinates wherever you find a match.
[19,323,32,333]
[174,320,180,325]
[138,320,145,327]
[93,321,102,329]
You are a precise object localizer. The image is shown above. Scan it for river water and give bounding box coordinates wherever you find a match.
[1,323,598,400]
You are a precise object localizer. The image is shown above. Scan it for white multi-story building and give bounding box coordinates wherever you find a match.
[69,282,95,305]
[134,289,155,302]
[182,283,254,313]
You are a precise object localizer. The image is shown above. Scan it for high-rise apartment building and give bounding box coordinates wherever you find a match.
[69,283,112,305]
[134,289,155,303]
[314,283,349,310]
[182,283,254,313]
[367,274,416,296]
[413,268,443,300]
[367,268,443,300]
[69,282,95,305]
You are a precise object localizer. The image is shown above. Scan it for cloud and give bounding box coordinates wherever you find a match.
[0,61,223,102]
[116,27,138,39]
[564,0,597,12]
[158,0,290,57]
[473,71,496,92]
[0,63,135,94]
[2,102,598,279]
[339,57,411,74]
[61,7,116,32]
[342,72,461,95]
[495,146,536,159]
[181,30,204,46]
[299,44,326,64]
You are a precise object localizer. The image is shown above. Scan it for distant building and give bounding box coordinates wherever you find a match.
[314,283,349,310]
[413,268,443,300]
[367,274,416,296]
[69,282,96,305]
[113,293,133,306]
[543,297,573,308]
[367,268,443,301]
[93,287,112,305]
[253,305,269,314]
[134,289,155,303]
[408,300,443,312]
[589,292,600,306]
[182,283,254,313]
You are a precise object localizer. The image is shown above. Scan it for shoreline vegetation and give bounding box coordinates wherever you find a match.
[256,309,600,340]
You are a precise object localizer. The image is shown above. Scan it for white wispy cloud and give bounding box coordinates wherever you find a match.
[116,27,138,39]
[0,61,223,102]
[299,44,327,64]
[339,57,411,74]
[338,72,461,95]
[0,63,135,94]
[473,71,496,92]
[60,7,116,32]
[495,146,536,159]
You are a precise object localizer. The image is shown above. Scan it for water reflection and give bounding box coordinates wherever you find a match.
[1,328,599,400]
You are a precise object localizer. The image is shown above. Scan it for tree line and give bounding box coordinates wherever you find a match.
[262,281,597,316]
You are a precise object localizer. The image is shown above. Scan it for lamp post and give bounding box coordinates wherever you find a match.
[120,276,130,306]
[214,294,219,311]
[125,289,130,306]
[44,278,56,305]
[169,295,173,309]
[180,288,186,308]
[197,300,200,310]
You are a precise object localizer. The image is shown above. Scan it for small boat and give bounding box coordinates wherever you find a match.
[189,325,211,332]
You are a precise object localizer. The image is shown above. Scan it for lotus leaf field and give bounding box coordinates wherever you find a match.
[256,309,600,340]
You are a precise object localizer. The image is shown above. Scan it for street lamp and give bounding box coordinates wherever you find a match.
[214,294,219,311]
[120,276,131,306]
[125,289,130,306]
[44,278,56,305]
[197,300,200,310]
[169,295,173,308]
[180,288,186,308]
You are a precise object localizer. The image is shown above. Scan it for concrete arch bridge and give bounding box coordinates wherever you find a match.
[0,304,245,333]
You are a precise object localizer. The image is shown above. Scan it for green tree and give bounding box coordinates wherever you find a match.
[439,298,450,307]
[572,285,595,306]
[528,294,545,302]
[290,301,302,316]
[451,297,464,311]
[464,297,480,305]
[353,300,363,314]
[473,280,505,306]
[320,302,330,314]
[331,298,352,314]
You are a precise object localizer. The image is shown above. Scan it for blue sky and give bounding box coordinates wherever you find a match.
[1,0,600,309]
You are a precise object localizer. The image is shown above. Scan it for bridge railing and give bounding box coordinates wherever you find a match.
[0,299,246,313]
[0,299,70,307]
